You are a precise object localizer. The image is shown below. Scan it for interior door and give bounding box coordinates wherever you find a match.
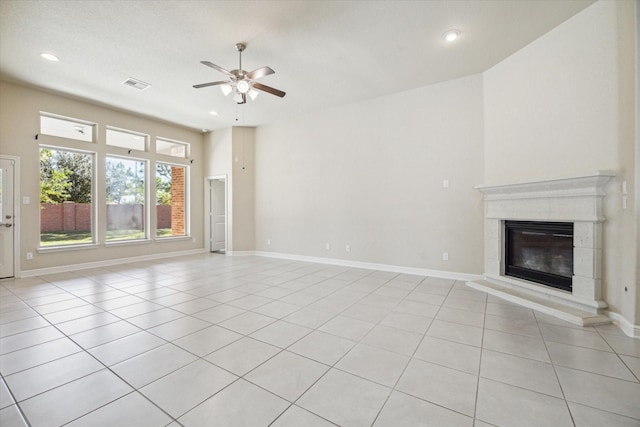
[0,158,15,278]
[210,179,226,252]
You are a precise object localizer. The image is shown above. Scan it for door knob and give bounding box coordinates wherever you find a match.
[4,223,12,228]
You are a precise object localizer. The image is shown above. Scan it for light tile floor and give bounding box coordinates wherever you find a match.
[0,254,639,426]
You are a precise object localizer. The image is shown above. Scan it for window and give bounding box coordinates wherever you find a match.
[39,147,94,247]
[156,138,188,158]
[106,127,147,151]
[105,156,147,241]
[40,114,94,142]
[156,163,186,237]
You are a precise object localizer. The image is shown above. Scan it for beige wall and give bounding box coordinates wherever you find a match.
[0,81,205,273]
[254,74,485,275]
[231,127,255,251]
[203,126,255,251]
[483,1,638,324]
[203,128,232,251]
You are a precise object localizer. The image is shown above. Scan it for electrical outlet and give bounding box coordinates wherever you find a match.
[26,252,33,260]
[346,245,351,252]
[442,252,449,261]
[325,243,331,250]
[267,239,271,245]
[443,179,450,188]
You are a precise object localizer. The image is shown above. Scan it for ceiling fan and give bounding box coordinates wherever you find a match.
[193,43,286,104]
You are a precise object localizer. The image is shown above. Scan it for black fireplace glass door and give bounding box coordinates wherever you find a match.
[505,221,574,292]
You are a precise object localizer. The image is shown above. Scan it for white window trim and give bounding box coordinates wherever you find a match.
[155,136,190,159]
[105,154,150,242]
[155,161,189,239]
[38,145,97,249]
[106,126,149,152]
[40,112,97,143]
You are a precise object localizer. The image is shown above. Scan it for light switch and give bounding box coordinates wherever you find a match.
[443,179,449,188]
[23,196,30,204]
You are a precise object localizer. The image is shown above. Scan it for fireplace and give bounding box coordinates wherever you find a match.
[470,171,614,323]
[504,221,574,292]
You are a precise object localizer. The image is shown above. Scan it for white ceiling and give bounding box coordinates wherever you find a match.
[0,0,594,132]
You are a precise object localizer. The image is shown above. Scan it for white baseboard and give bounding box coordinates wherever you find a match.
[607,311,640,339]
[250,250,482,282]
[226,251,257,257]
[18,248,208,277]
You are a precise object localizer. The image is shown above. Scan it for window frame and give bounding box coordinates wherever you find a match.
[38,144,98,250]
[104,154,150,244]
[106,126,148,152]
[155,161,189,239]
[40,112,96,143]
[155,137,189,159]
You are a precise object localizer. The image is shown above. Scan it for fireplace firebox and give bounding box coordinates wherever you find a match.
[505,221,574,292]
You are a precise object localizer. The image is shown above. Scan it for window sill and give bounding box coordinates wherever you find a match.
[37,243,100,253]
[155,236,192,243]
[104,239,152,247]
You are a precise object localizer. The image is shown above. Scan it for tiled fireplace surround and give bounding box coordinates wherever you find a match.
[468,171,615,326]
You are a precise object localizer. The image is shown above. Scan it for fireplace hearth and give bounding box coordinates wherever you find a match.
[505,221,574,292]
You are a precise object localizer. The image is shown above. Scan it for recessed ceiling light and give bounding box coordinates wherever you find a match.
[209,111,218,116]
[40,53,59,62]
[442,29,461,42]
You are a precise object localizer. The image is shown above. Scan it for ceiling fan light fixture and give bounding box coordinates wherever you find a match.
[442,29,461,42]
[236,80,250,94]
[220,84,232,96]
[195,43,285,104]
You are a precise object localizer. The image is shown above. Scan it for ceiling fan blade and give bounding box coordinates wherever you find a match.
[201,61,233,77]
[193,81,227,89]
[253,82,286,98]
[246,66,275,80]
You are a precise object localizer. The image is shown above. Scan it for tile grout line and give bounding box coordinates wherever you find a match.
[368,278,465,426]
[5,271,189,426]
[263,272,405,426]
[0,369,32,427]
[3,255,637,426]
[533,309,577,427]
[471,286,488,424]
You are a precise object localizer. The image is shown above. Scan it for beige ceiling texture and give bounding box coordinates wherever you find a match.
[0,0,594,131]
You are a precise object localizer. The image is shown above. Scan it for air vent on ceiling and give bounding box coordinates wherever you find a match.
[122,77,150,90]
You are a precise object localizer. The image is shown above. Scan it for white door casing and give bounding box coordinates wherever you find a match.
[0,158,15,278]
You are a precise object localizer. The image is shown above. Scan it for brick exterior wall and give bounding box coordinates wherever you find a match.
[40,203,65,232]
[40,203,172,232]
[170,166,185,236]
[75,203,92,231]
[156,205,171,229]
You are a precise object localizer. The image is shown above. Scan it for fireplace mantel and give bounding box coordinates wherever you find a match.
[469,171,615,325]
